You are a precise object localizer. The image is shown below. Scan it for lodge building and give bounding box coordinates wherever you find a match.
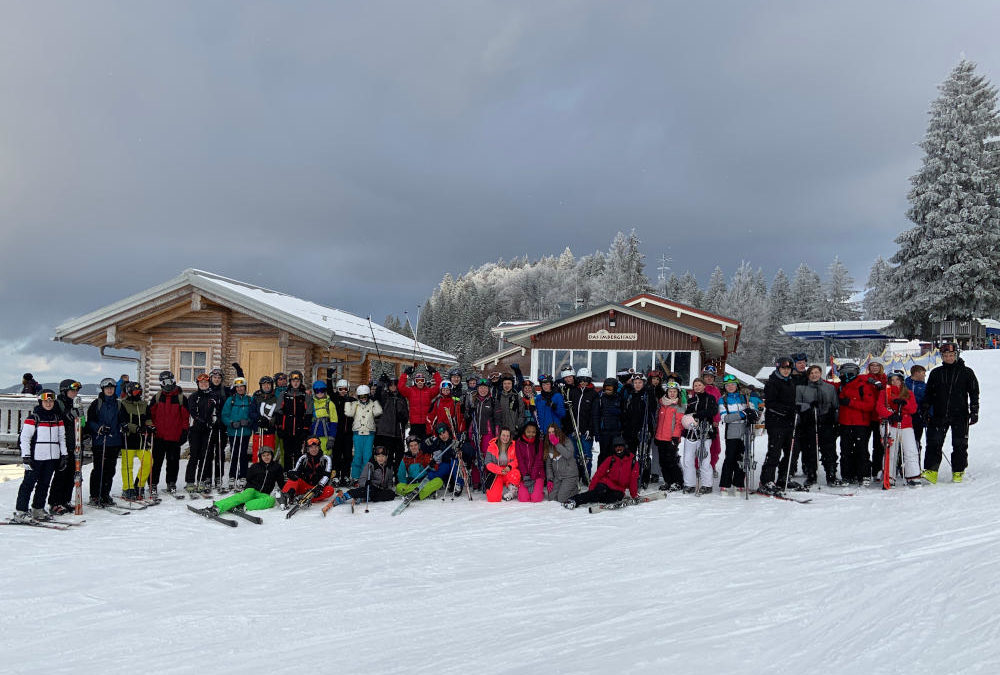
[473,294,741,385]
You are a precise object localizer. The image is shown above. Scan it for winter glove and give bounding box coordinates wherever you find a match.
[58,455,68,472]
[969,412,978,426]
[891,398,906,406]
[838,398,850,407]
[745,409,759,424]
[510,363,522,372]
[22,456,33,470]
[126,423,139,434]
[546,480,554,493]
[672,437,681,444]
[97,425,110,436]
[427,365,437,375]
[867,377,884,390]
[378,373,390,384]
[286,471,298,481]
[404,366,415,376]
[887,413,902,425]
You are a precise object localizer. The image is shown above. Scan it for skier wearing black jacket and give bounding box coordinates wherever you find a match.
[375,374,409,474]
[760,356,798,493]
[592,378,625,465]
[48,379,82,514]
[245,447,285,494]
[562,369,597,474]
[185,374,225,492]
[623,375,657,485]
[921,344,979,483]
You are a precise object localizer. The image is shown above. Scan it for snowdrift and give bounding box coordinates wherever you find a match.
[2,352,999,673]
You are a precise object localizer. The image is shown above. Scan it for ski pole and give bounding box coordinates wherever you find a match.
[367,315,385,378]
[782,412,800,493]
[814,407,821,491]
[365,481,370,513]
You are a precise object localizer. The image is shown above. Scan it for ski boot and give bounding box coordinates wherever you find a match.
[562,499,577,510]
[278,490,293,510]
[235,478,247,491]
[683,486,696,495]
[906,479,922,487]
[921,470,937,484]
[184,483,198,494]
[699,486,713,495]
[331,490,349,506]
[502,484,518,501]
[99,496,116,507]
[12,510,33,524]
[50,504,71,516]
[149,486,159,499]
[862,477,872,488]
[827,477,847,487]
[88,497,103,507]
[199,482,213,495]
[952,471,964,483]
[756,481,779,496]
[31,508,53,522]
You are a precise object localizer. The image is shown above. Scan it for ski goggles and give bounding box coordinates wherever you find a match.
[939,343,958,353]
[373,447,388,457]
[305,437,321,447]
[196,373,211,382]
[160,377,175,387]
[39,392,56,401]
[66,382,82,391]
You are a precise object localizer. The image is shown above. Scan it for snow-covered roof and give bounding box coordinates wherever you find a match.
[53,269,456,364]
[726,364,763,389]
[472,344,527,370]
[781,320,894,340]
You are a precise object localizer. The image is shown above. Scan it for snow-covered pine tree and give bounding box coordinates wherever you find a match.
[890,59,1000,333]
[824,257,861,321]
[862,256,895,320]
[703,266,727,314]
[601,229,651,303]
[718,262,769,371]
[766,269,796,358]
[664,272,682,301]
[790,263,825,321]
[676,272,703,308]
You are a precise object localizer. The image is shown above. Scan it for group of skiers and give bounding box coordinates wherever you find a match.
[10,342,980,523]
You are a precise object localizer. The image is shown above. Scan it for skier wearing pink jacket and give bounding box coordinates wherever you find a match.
[515,421,545,502]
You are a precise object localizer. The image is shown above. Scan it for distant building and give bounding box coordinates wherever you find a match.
[53,269,456,394]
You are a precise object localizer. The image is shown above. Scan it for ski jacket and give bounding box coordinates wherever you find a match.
[358,460,396,491]
[277,386,313,436]
[718,392,753,439]
[590,452,639,498]
[923,358,979,423]
[87,393,125,447]
[592,391,624,436]
[864,371,888,424]
[703,384,722,424]
[21,378,42,395]
[310,395,339,439]
[55,394,80,452]
[794,380,839,425]
[291,452,332,489]
[222,393,258,438]
[422,435,457,467]
[623,388,657,444]
[564,384,597,437]
[374,387,408,438]
[876,385,919,429]
[398,451,433,484]
[427,394,465,434]
[466,394,497,441]
[246,459,284,494]
[121,395,153,449]
[187,388,222,431]
[493,388,524,433]
[251,389,279,433]
[484,437,519,475]
[515,437,545,482]
[904,376,927,421]
[399,372,442,425]
[763,371,796,430]
[683,393,717,441]
[836,377,876,427]
[655,398,685,442]
[20,405,67,461]
[331,392,354,437]
[149,388,189,442]
[533,390,565,433]
[345,399,382,435]
[544,439,577,483]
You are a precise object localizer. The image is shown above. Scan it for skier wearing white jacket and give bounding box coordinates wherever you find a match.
[345,385,383,481]
[14,390,68,523]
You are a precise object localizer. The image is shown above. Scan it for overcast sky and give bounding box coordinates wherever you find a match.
[2,1,998,386]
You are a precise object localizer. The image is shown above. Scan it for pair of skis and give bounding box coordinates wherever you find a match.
[2,517,86,531]
[187,504,262,527]
[588,491,665,513]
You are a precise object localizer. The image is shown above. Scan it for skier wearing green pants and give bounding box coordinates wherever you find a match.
[212,446,284,513]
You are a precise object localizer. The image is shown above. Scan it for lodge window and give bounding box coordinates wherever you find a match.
[177,349,208,384]
[531,350,699,386]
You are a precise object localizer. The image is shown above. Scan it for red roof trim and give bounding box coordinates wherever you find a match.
[623,293,741,328]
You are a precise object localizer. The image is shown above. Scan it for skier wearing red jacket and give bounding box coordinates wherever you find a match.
[836,363,877,485]
[399,366,442,440]
[562,437,638,509]
[876,371,921,486]
[865,362,889,473]
[426,381,465,435]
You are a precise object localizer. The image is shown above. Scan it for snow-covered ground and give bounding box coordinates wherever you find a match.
[3,353,999,674]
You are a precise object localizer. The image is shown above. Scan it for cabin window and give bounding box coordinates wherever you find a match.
[177,350,208,384]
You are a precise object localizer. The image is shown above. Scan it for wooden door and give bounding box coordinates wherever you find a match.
[239,338,281,389]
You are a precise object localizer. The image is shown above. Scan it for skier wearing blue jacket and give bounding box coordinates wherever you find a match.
[534,375,566,435]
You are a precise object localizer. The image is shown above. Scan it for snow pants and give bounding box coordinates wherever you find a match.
[120,449,152,490]
[150,439,181,489]
[925,418,970,473]
[375,434,405,476]
[574,435,594,476]
[570,483,625,506]
[485,468,521,502]
[655,439,683,488]
[280,479,335,502]
[330,431,353,481]
[90,444,120,501]
[839,425,871,483]
[345,485,396,502]
[796,419,840,483]
[17,459,57,512]
[279,430,310,472]
[517,477,544,502]
[227,435,252,482]
[760,426,793,487]
[883,426,920,480]
[682,437,713,488]
[718,437,745,489]
[351,432,375,480]
[547,474,579,502]
[215,488,276,513]
[47,447,76,507]
[869,422,886,477]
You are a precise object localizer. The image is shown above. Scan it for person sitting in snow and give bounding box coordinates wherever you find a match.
[205,445,285,517]
[330,445,397,508]
[397,435,432,486]
[278,437,335,508]
[483,427,521,502]
[562,436,638,509]
[397,422,458,501]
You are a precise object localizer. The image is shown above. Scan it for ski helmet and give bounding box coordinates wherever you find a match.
[128,382,143,395]
[576,367,592,380]
[538,374,553,384]
[274,372,287,382]
[209,368,224,378]
[334,379,348,390]
[664,382,681,397]
[889,369,906,385]
[632,372,647,382]
[258,446,274,460]
[477,378,490,388]
[647,369,663,380]
[440,381,452,390]
[560,367,575,379]
[59,379,81,393]
[602,377,617,389]
[448,367,462,377]
[259,375,274,386]
[356,385,371,396]
[612,436,627,450]
[839,362,860,382]
[939,342,958,353]
[722,374,738,385]
[312,380,327,392]
[434,422,450,435]
[305,436,321,451]
[702,365,717,376]
[405,435,421,447]
[775,356,793,369]
[233,377,248,389]
[38,388,56,403]
[288,370,303,383]
[414,372,426,381]
[158,370,175,383]
[100,377,116,390]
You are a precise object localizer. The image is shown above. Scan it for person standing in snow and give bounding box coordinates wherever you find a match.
[533,375,566,438]
[876,370,921,487]
[13,389,67,523]
[700,366,723,478]
[276,370,313,472]
[921,343,979,484]
[865,362,889,475]
[563,367,597,477]
[718,374,755,494]
[836,362,876,486]
[794,365,843,487]
[149,370,188,498]
[328,379,355,486]
[186,373,221,493]
[119,382,154,500]
[346,384,382,481]
[309,380,338,457]
[592,377,625,465]
[562,437,638,509]
[654,382,685,492]
[222,377,258,491]
[759,357,797,494]
[622,373,657,486]
[374,374,408,474]
[87,378,125,506]
[47,379,81,515]
[905,365,928,454]
[681,377,717,494]
[399,365,442,441]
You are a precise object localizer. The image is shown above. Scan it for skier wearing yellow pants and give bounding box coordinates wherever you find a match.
[121,382,154,500]
[310,381,339,456]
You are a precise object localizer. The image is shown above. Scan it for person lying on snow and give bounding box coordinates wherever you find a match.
[205,445,285,517]
[562,436,638,509]
[278,437,335,508]
[330,445,397,507]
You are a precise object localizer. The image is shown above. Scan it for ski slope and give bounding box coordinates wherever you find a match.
[3,352,999,674]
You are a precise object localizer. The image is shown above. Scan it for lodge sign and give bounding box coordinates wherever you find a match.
[587,329,638,341]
